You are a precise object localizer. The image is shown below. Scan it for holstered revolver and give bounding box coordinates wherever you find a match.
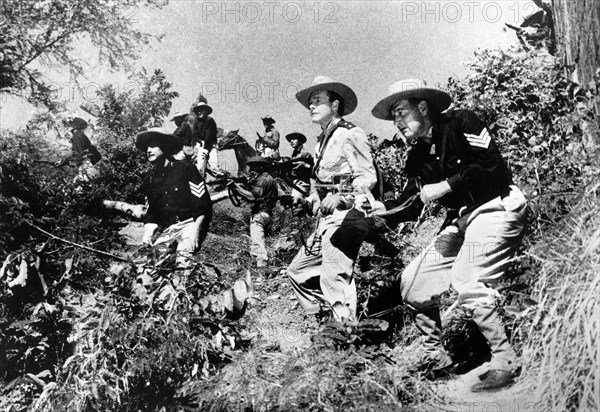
[314,173,354,200]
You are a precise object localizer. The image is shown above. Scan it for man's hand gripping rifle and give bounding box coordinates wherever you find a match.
[206,173,250,207]
[267,157,312,196]
[267,157,314,215]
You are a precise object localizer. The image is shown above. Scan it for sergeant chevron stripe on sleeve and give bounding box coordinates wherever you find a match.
[189,181,206,198]
[464,128,491,149]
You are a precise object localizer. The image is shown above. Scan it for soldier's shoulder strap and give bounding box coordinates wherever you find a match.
[338,120,356,130]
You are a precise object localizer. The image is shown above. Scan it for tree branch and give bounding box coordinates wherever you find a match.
[27,222,129,262]
[19,28,74,71]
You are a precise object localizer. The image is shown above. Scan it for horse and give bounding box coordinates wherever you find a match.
[216,128,257,175]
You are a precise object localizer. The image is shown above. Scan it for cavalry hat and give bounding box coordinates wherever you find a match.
[192,102,213,115]
[64,117,88,130]
[135,127,183,155]
[296,75,358,115]
[246,155,273,168]
[285,132,307,144]
[372,79,452,120]
[261,115,276,124]
[170,111,188,121]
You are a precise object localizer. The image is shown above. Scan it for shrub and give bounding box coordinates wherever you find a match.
[446,47,599,234]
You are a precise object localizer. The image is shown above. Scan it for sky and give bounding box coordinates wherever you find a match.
[0,0,538,160]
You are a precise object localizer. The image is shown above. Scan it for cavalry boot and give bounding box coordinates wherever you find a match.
[414,307,444,354]
[472,304,518,371]
[470,304,518,391]
[413,308,454,379]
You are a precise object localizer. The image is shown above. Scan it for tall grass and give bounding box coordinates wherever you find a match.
[518,184,600,411]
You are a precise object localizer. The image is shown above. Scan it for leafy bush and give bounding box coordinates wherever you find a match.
[28,252,247,411]
[0,68,190,410]
[96,68,178,136]
[446,48,599,233]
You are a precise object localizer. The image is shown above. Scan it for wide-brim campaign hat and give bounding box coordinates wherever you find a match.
[170,111,188,121]
[246,155,273,167]
[261,115,276,124]
[296,75,358,115]
[64,117,88,130]
[192,102,213,115]
[285,132,307,144]
[372,79,452,120]
[135,128,183,154]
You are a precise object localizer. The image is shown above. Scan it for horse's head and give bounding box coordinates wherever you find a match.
[217,128,242,151]
[216,128,257,174]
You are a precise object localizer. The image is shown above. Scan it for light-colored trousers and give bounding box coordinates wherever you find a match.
[250,211,272,266]
[153,218,197,257]
[402,185,528,370]
[195,145,220,177]
[287,208,373,321]
[138,218,199,289]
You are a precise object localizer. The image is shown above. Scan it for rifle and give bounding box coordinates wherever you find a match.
[270,156,312,171]
[266,157,313,196]
[278,194,311,217]
[313,173,354,198]
[206,175,249,187]
[206,175,250,207]
[313,182,354,196]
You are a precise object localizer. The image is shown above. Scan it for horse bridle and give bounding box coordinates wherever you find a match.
[218,134,248,151]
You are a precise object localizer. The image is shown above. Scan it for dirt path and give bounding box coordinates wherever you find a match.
[246,273,314,352]
[434,364,539,411]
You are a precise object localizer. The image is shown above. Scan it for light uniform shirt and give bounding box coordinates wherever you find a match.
[313,118,377,232]
[314,118,376,195]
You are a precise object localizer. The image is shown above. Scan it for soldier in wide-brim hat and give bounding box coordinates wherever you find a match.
[181,102,218,177]
[258,115,281,160]
[284,132,313,206]
[286,75,376,323]
[135,128,212,257]
[57,116,101,182]
[359,78,528,392]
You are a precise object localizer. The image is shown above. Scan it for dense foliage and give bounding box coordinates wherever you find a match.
[0,66,242,410]
[446,48,599,235]
[0,0,167,108]
[93,69,179,203]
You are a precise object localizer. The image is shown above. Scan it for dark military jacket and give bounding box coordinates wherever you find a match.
[177,117,218,152]
[250,172,279,215]
[290,144,314,183]
[141,158,212,226]
[383,109,513,227]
